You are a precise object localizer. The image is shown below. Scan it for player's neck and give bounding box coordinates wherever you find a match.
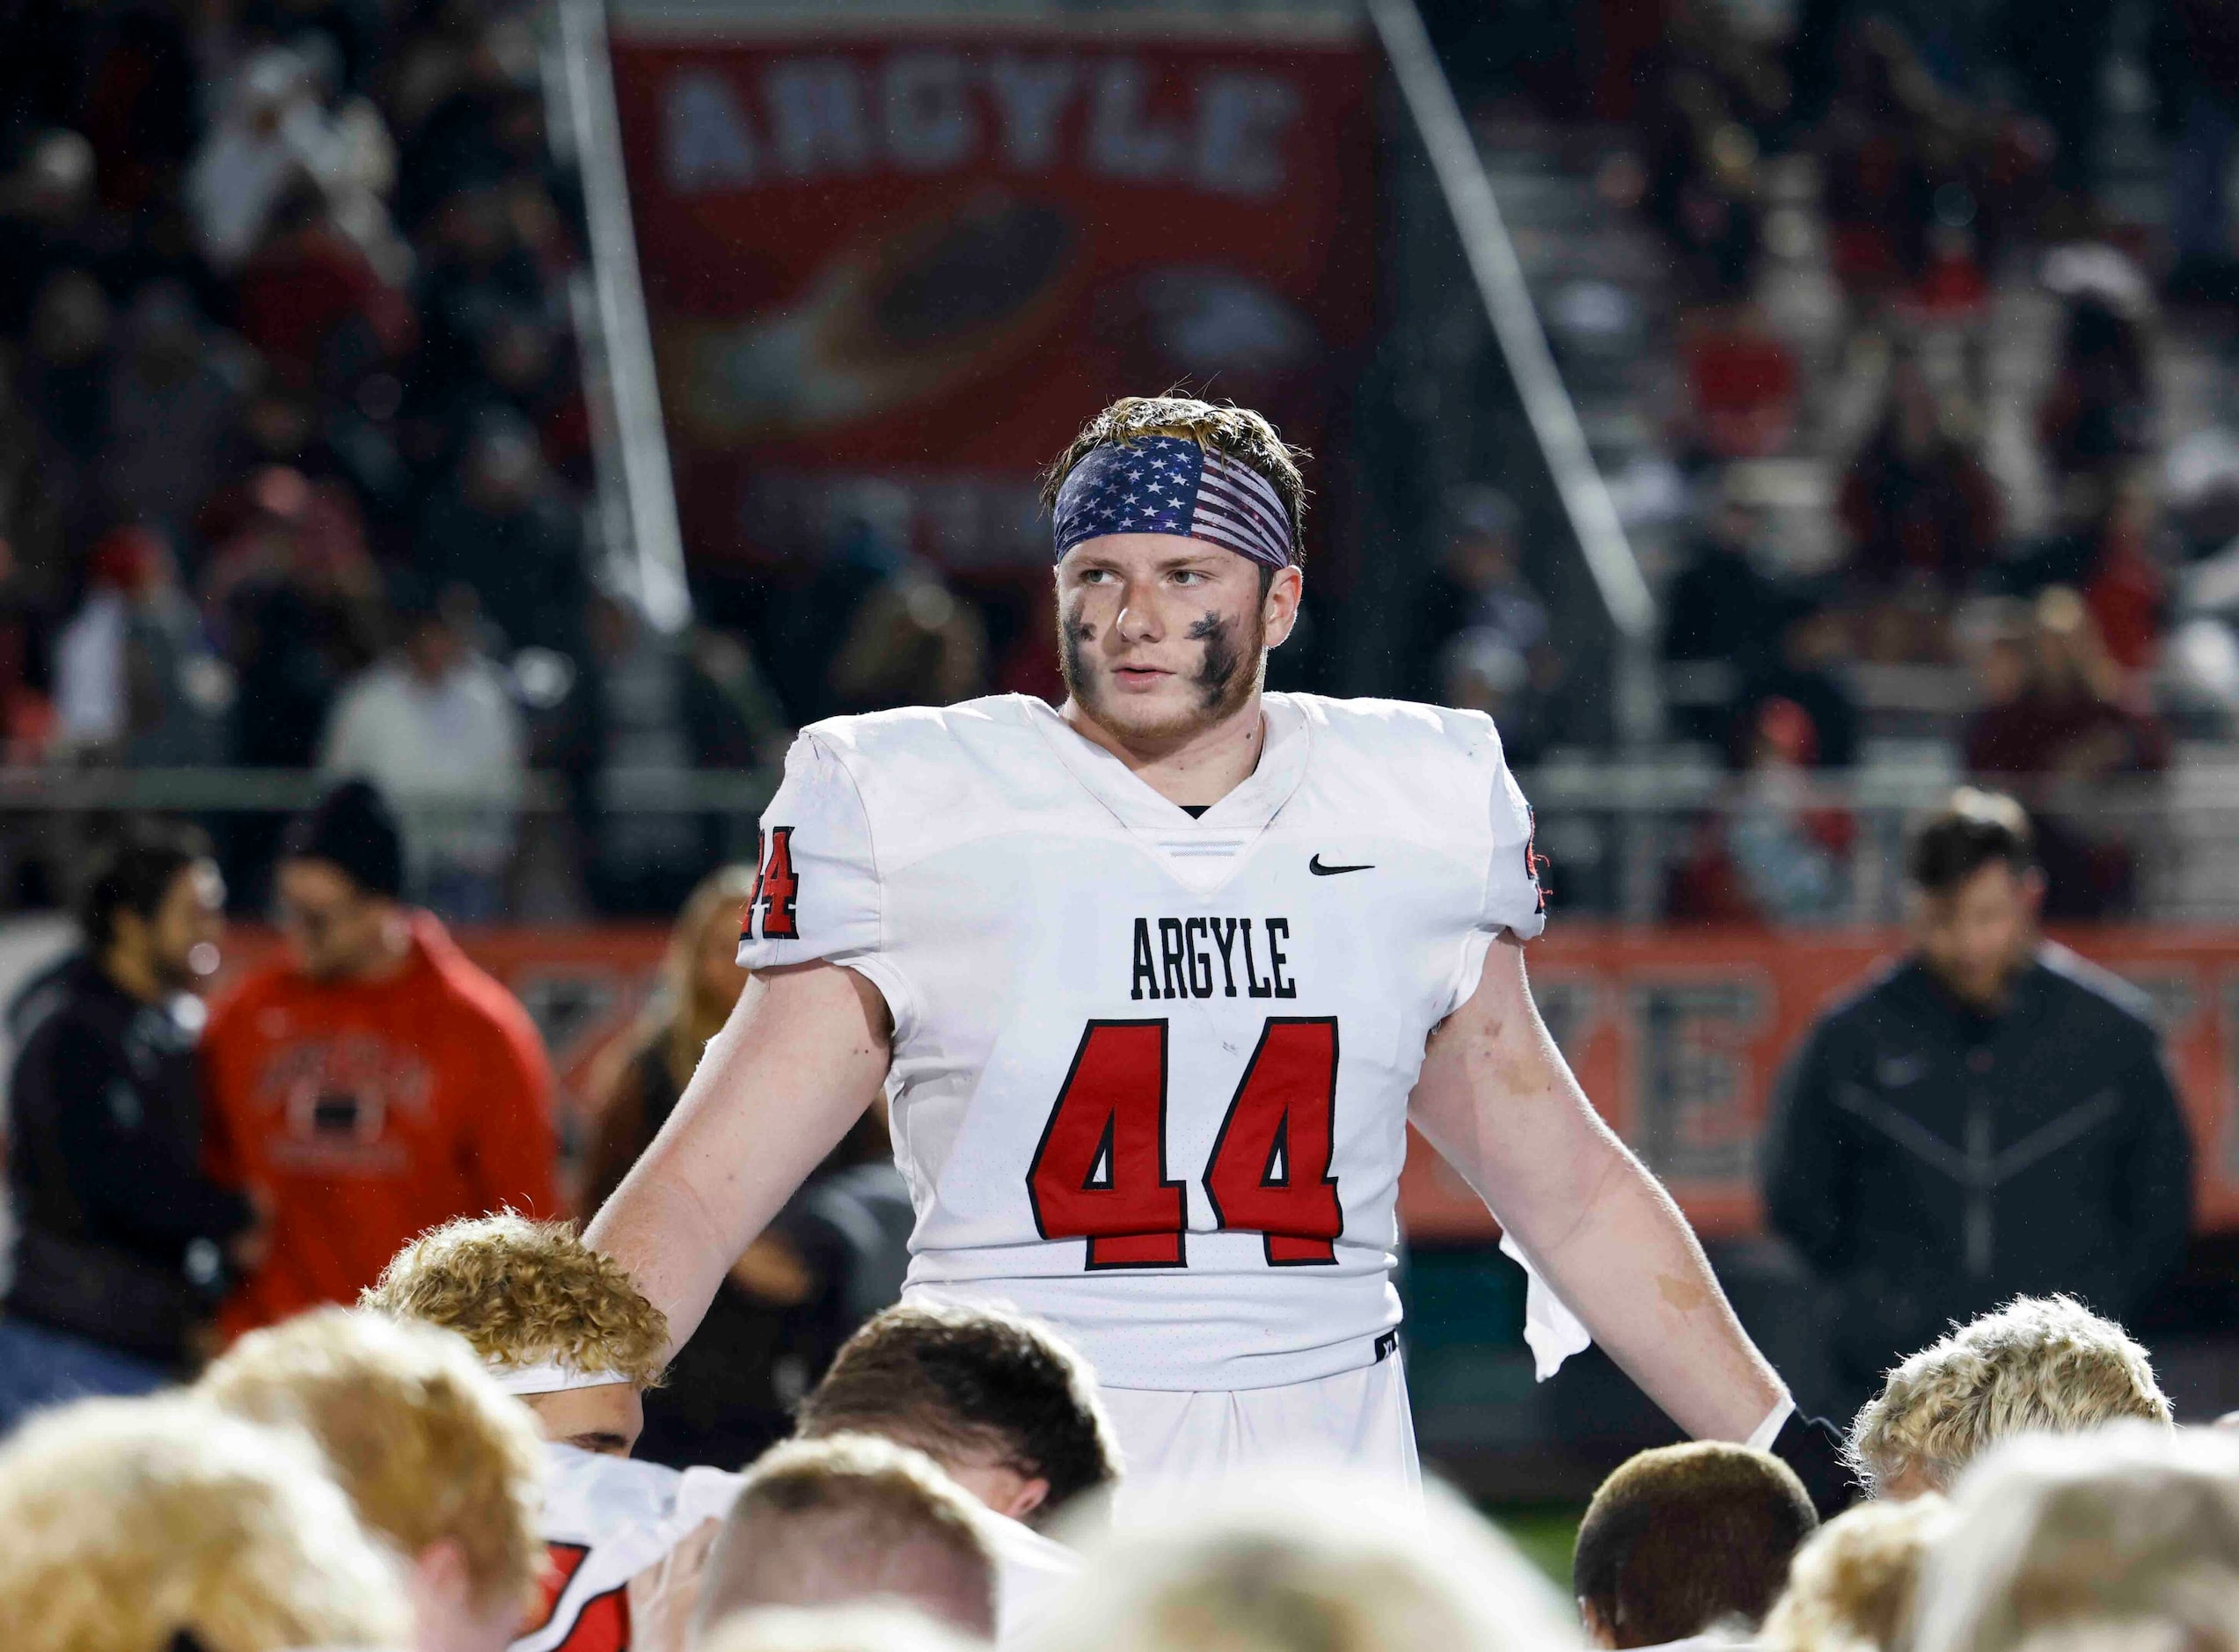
[1060,689,1268,810]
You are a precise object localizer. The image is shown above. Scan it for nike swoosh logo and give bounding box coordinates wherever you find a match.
[1309,855,1374,876]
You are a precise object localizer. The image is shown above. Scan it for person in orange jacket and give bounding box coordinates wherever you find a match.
[203,779,558,1337]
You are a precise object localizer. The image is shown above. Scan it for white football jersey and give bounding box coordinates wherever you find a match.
[739,693,1543,1391]
[515,1444,740,1652]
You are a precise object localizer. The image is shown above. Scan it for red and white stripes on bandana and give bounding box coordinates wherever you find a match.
[1051,435,1295,569]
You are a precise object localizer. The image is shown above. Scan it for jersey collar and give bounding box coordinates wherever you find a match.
[1023,694,1312,893]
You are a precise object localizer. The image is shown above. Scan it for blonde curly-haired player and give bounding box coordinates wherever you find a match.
[0,1395,409,1652]
[365,1210,671,1456]
[1846,1294,2173,1499]
[589,394,1799,1491]
[201,1306,546,1652]
[365,1214,738,1652]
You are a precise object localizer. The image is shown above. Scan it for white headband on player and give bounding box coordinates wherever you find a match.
[485,1358,633,1396]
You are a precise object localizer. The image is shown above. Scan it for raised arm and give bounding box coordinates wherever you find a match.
[1408,934,1784,1440]
[584,960,892,1355]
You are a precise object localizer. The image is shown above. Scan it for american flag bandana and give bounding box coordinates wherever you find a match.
[1051,435,1294,569]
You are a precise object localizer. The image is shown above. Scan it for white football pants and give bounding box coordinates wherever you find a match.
[1096,1351,1421,1523]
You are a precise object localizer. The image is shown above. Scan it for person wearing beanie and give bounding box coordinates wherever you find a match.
[201,778,559,1335]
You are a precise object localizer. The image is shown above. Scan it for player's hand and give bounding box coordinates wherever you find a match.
[626,1517,721,1652]
[1771,1407,1858,1518]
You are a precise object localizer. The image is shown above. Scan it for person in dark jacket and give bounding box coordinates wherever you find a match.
[1761,789,2192,1417]
[0,823,264,1429]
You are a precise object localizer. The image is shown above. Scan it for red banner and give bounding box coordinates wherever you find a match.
[607,18,1377,574]
[1401,928,2239,1241]
[209,926,2239,1237]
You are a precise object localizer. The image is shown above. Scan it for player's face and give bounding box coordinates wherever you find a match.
[1913,860,2041,1010]
[1055,534,1299,747]
[523,1383,643,1457]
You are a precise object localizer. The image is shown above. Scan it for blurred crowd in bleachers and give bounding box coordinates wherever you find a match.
[1416,0,2239,926]
[0,0,823,919]
[23,0,2239,929]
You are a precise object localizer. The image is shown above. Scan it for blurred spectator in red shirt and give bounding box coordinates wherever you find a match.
[1964,589,2169,917]
[1724,696,1855,925]
[201,466,383,771]
[234,185,413,384]
[1680,303,1797,460]
[2001,471,2170,676]
[1668,696,1854,927]
[1840,349,2001,607]
[203,779,557,1336]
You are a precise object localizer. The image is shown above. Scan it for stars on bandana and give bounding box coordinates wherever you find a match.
[1052,434,1292,569]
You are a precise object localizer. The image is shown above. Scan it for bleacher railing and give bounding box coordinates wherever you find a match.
[0,763,2218,924]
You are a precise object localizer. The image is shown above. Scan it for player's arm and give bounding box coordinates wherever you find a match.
[1408,934,1785,1441]
[584,960,891,1356]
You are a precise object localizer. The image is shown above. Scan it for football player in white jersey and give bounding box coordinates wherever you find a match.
[588,395,1804,1488]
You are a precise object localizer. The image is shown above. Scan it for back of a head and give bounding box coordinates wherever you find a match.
[1848,1296,2171,1496]
[1574,1442,1819,1648]
[701,1606,977,1652]
[362,1211,670,1388]
[0,1396,407,1652]
[1024,1472,1577,1652]
[199,1305,545,1617]
[696,1435,998,1643]
[1913,1424,2239,1652]
[795,1300,1118,1526]
[1761,1495,1955,1652]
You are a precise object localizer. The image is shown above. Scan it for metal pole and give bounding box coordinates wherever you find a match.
[552,0,693,634]
[1363,0,1658,742]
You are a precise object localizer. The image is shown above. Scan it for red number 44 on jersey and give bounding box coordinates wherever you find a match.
[1028,1017,1343,1270]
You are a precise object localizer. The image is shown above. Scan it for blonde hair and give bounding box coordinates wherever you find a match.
[697,1434,997,1641]
[200,1306,546,1615]
[0,1395,409,1652]
[702,1605,977,1652]
[1025,1473,1577,1652]
[1913,1424,2239,1652]
[362,1210,670,1387]
[1848,1297,2170,1495]
[1762,1495,1955,1652]
[1041,395,1311,559]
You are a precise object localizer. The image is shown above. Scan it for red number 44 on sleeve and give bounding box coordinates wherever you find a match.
[750,827,800,940]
